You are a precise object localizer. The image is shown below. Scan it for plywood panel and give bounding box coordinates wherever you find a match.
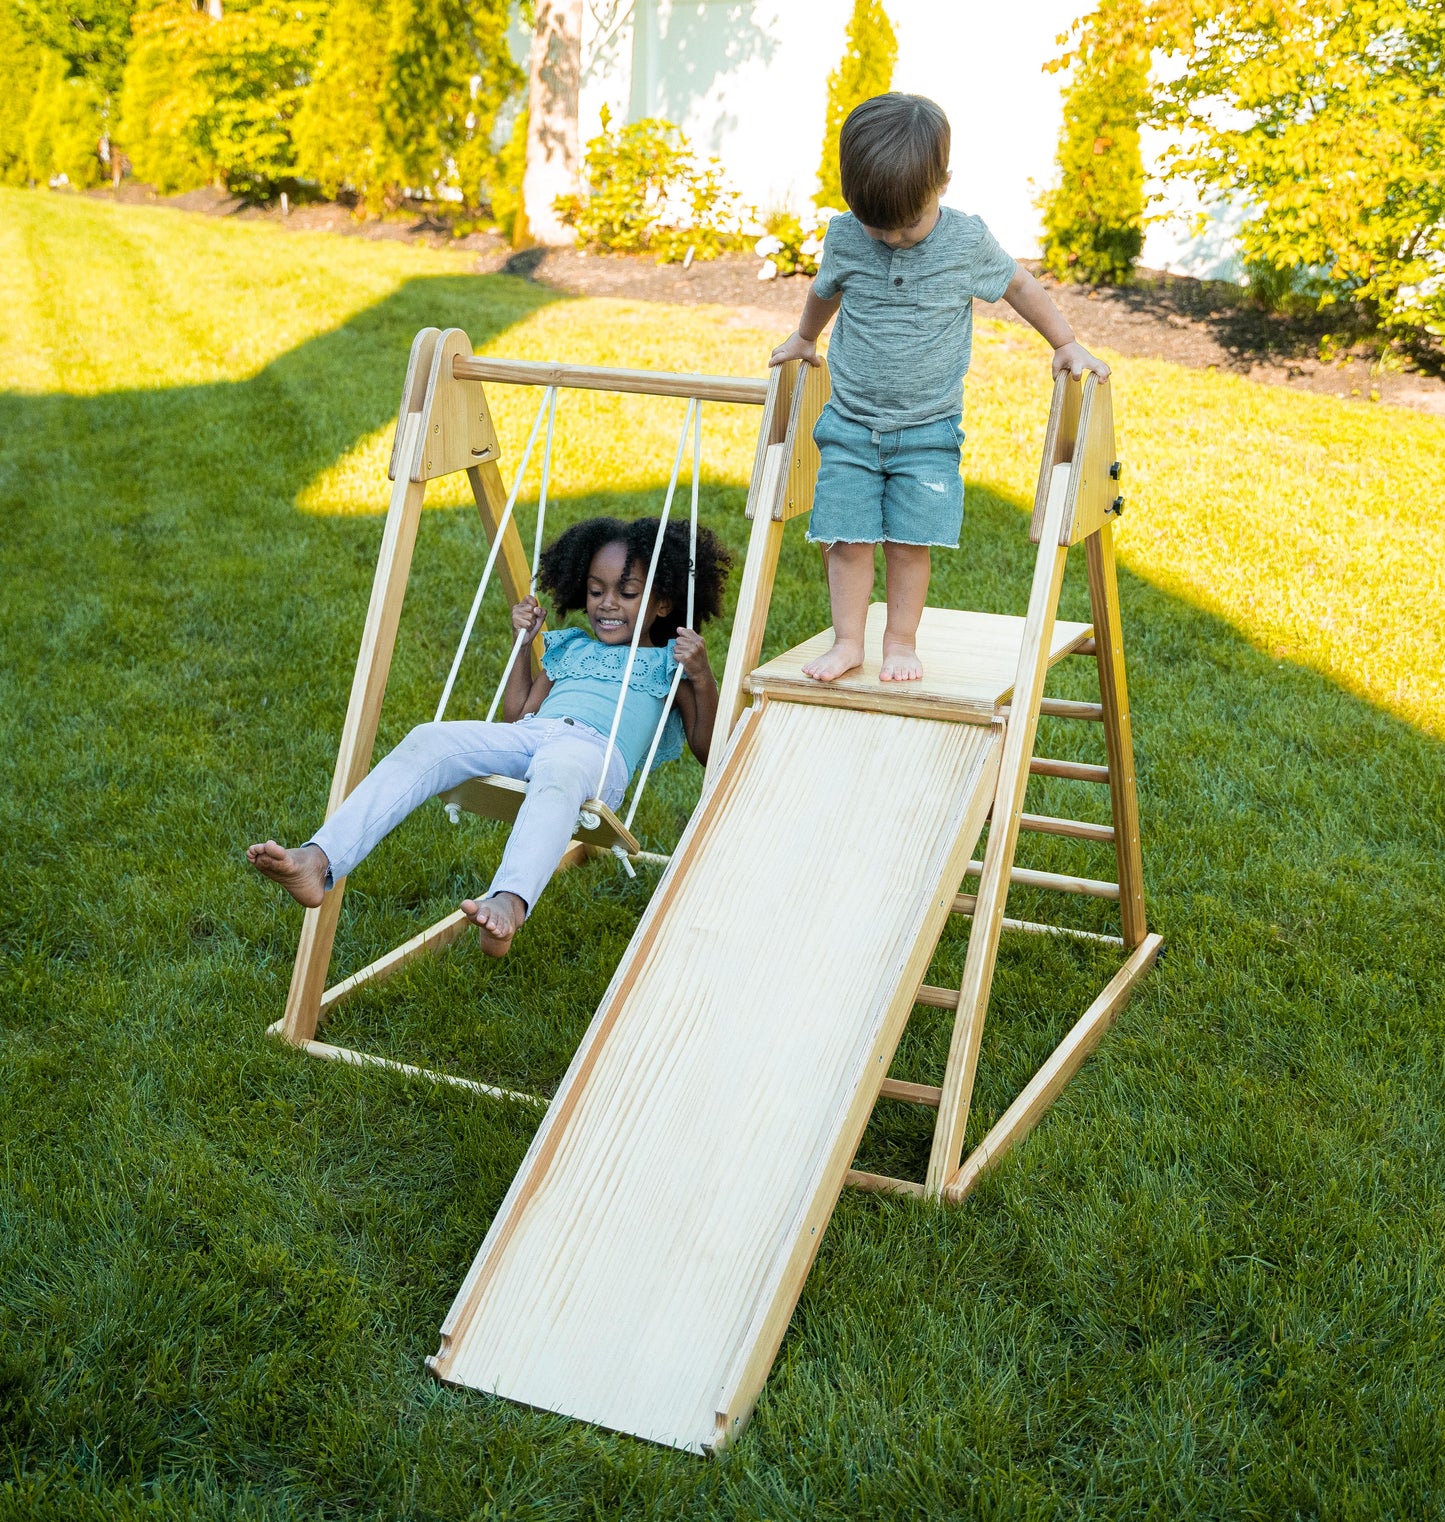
[429,702,1001,1452]
[748,604,1092,722]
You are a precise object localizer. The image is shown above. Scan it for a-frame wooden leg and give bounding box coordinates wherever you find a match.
[1085,521,1147,948]
[923,474,1073,1197]
[279,416,430,1044]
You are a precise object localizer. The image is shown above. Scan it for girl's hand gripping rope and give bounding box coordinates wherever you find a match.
[672,627,710,680]
[511,595,546,639]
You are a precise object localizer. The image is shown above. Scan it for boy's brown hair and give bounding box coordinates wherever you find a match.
[838,93,950,230]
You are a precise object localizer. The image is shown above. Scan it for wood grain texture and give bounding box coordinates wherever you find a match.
[1087,521,1149,948]
[428,702,1001,1453]
[452,355,768,405]
[710,449,788,767]
[779,358,831,521]
[411,328,499,482]
[1063,377,1119,547]
[924,463,1074,1195]
[749,605,1092,724]
[280,413,428,1045]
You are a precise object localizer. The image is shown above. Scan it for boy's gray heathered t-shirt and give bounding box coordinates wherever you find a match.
[813,207,1017,432]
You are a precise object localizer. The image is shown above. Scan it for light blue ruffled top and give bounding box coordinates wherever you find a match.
[535,627,688,778]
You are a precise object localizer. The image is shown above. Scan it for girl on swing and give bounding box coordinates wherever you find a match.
[247,517,731,957]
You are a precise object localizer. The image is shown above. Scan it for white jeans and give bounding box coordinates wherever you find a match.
[308,716,628,912]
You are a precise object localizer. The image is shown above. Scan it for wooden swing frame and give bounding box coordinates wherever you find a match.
[271,325,1160,1206]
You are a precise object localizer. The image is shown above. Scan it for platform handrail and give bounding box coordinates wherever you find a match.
[452,355,769,405]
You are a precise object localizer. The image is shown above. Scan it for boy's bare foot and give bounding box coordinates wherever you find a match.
[247,840,328,907]
[879,641,923,682]
[802,638,864,683]
[461,892,526,957]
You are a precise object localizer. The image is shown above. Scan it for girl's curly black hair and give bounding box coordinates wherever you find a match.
[538,517,733,648]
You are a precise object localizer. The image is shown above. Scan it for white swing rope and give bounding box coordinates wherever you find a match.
[623,400,701,835]
[579,397,698,866]
[433,385,556,725]
[483,385,559,724]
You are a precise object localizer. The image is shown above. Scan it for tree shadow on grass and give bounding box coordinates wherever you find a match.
[2,282,1445,1513]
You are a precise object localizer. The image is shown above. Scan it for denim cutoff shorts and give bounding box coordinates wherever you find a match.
[807,403,965,548]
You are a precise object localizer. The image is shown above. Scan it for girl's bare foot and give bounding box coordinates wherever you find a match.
[802,638,864,683]
[461,892,526,958]
[247,840,328,907]
[879,641,923,682]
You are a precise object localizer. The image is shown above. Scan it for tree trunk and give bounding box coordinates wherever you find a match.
[520,0,582,246]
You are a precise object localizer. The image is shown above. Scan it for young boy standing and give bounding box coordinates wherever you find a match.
[770,92,1112,683]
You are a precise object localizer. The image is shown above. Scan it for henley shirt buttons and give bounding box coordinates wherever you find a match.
[893,277,903,286]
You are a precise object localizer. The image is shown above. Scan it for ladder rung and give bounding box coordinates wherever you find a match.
[845,1168,925,1199]
[1031,756,1110,783]
[915,983,961,1010]
[948,900,1127,946]
[1039,698,1105,720]
[966,861,1121,899]
[878,1077,943,1107]
[1073,636,1097,654]
[1019,812,1115,843]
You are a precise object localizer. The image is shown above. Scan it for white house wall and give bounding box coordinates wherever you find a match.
[575,1,1232,273]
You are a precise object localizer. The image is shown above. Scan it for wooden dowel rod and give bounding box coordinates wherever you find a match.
[1019,812,1116,843]
[1000,918,1125,947]
[878,1077,944,1107]
[319,909,470,1013]
[945,903,1125,946]
[276,1035,545,1107]
[845,1169,926,1199]
[1039,698,1105,721]
[916,983,962,1010]
[965,861,1121,899]
[453,356,768,405]
[1073,637,1097,654]
[1031,756,1110,783]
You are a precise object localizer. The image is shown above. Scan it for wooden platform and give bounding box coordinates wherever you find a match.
[427,699,1002,1452]
[747,604,1093,722]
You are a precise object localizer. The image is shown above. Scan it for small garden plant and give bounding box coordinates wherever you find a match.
[554,106,748,264]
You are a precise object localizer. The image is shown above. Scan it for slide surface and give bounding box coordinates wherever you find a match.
[429,698,1001,1451]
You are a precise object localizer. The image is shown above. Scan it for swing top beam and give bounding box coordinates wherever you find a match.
[452,355,769,406]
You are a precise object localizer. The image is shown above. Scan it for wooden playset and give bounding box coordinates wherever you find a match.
[270,328,1162,1454]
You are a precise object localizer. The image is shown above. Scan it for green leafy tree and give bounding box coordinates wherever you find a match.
[23,46,106,184]
[1145,0,1445,336]
[1038,0,1148,284]
[117,0,212,191]
[814,0,896,211]
[0,0,46,183]
[488,102,527,239]
[12,0,134,96]
[380,0,520,202]
[292,0,395,211]
[186,0,326,195]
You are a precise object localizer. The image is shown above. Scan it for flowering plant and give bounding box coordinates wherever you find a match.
[755,206,839,280]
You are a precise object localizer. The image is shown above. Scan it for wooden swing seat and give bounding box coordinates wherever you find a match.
[439,775,641,855]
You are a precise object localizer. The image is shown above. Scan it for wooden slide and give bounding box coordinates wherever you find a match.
[272,334,1160,1454]
[426,699,1001,1451]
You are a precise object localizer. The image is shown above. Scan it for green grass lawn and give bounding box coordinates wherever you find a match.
[2,188,1444,1519]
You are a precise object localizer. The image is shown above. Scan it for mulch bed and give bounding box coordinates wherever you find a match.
[89,182,1445,415]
